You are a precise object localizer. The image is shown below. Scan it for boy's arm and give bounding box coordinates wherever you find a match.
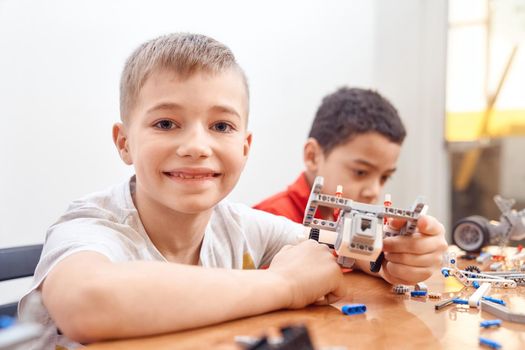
[41,240,345,343]
[353,215,447,285]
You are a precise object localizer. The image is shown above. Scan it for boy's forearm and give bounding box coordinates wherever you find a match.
[43,254,291,342]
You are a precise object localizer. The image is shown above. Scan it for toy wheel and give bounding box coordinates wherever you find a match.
[452,216,490,253]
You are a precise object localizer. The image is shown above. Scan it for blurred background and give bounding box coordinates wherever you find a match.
[447,0,525,225]
[0,0,523,304]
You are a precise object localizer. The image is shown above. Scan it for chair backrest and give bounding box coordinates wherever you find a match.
[0,245,43,317]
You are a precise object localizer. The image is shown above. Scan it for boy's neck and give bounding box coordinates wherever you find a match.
[132,191,212,265]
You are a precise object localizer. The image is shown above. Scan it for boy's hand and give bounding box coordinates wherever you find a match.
[268,240,346,309]
[381,215,448,285]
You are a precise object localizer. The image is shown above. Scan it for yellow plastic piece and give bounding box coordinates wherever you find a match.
[443,276,465,293]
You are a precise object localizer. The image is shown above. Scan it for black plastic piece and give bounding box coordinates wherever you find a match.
[245,325,314,350]
[370,252,384,273]
[308,228,320,241]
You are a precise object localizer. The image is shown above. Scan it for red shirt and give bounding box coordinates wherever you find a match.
[253,173,311,223]
[254,173,353,273]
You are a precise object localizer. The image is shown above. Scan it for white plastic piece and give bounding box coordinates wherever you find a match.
[336,216,382,262]
[481,300,525,324]
[318,228,338,246]
[442,266,518,289]
[392,285,410,294]
[468,282,491,307]
[490,262,503,271]
[415,282,428,292]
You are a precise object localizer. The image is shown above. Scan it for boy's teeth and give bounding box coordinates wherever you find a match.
[174,173,213,179]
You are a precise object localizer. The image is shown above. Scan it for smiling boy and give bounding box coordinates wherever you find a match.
[19,33,447,350]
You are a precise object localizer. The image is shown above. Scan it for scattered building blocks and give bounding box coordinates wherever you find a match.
[479,336,502,349]
[410,290,427,297]
[441,253,517,288]
[428,292,442,299]
[241,325,315,350]
[480,300,525,324]
[482,296,506,306]
[483,271,525,286]
[392,285,410,294]
[480,319,502,328]
[477,252,492,263]
[489,262,503,271]
[415,282,428,292]
[435,298,455,310]
[341,304,367,315]
[468,282,491,307]
[452,298,469,305]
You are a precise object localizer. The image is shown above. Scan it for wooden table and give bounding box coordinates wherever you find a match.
[86,268,525,349]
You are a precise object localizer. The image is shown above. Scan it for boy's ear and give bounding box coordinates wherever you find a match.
[303,138,323,173]
[243,132,252,157]
[112,123,133,165]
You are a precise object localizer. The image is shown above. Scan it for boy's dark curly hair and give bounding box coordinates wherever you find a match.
[308,87,406,154]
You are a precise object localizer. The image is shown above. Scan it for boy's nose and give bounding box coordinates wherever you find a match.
[175,125,213,159]
[360,180,380,204]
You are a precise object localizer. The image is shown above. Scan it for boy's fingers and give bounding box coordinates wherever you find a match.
[384,252,443,268]
[383,234,448,254]
[383,262,433,284]
[387,218,406,230]
[416,215,445,237]
[387,216,444,237]
[325,291,345,305]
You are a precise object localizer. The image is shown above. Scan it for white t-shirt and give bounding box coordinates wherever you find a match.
[18,176,305,350]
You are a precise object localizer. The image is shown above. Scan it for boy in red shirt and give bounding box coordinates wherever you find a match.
[254,87,405,222]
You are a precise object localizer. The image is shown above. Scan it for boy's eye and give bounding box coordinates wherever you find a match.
[380,175,392,185]
[211,122,234,133]
[353,169,368,177]
[154,120,176,130]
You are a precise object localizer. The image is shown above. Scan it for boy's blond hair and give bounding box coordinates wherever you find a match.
[120,33,249,121]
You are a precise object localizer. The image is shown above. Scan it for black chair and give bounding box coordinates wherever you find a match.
[0,245,43,317]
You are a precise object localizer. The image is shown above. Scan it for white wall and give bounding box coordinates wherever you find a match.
[0,0,376,249]
[372,0,450,230]
[0,0,449,303]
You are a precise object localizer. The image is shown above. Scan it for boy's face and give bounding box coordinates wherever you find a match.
[305,132,401,204]
[114,68,251,214]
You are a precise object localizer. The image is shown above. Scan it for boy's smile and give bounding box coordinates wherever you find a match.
[163,167,221,182]
[113,68,251,216]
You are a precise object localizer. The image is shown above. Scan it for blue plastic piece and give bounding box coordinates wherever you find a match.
[480,319,502,328]
[473,281,480,289]
[479,337,502,349]
[452,298,468,305]
[451,259,456,264]
[341,304,367,315]
[410,290,427,297]
[482,296,506,306]
[0,315,15,329]
[441,268,450,277]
